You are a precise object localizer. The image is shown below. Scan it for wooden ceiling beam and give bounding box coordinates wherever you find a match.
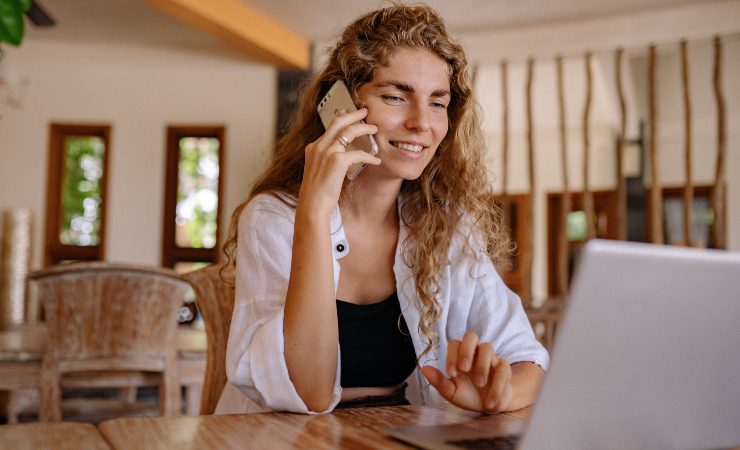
[145,0,310,70]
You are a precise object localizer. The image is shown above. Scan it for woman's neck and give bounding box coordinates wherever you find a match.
[340,175,402,228]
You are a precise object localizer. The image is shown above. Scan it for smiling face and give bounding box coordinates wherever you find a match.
[356,48,451,181]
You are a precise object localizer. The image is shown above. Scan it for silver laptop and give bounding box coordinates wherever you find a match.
[389,239,740,450]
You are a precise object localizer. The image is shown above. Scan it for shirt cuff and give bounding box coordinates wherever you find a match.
[250,308,343,413]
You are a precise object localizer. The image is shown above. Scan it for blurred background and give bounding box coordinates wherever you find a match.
[0,0,738,303]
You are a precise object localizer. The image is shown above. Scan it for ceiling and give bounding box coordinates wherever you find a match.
[24,0,714,49]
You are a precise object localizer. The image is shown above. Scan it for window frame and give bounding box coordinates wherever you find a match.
[44,123,111,266]
[161,125,226,268]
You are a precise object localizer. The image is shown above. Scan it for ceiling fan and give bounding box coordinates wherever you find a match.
[25,0,56,27]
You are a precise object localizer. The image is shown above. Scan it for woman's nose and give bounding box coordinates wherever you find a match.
[405,103,431,132]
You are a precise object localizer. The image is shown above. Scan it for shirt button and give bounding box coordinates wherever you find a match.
[336,244,345,253]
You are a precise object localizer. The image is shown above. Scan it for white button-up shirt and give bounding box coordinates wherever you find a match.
[217,193,549,414]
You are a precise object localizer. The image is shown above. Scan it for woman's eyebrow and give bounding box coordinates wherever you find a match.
[376,80,451,98]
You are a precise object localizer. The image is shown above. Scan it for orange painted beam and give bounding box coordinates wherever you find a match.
[146,0,310,69]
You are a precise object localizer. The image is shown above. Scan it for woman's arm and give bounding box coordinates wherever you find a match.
[282,109,379,412]
[282,209,338,411]
[508,362,545,411]
[420,231,548,413]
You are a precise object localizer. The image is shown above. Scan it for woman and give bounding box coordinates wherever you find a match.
[218,3,548,414]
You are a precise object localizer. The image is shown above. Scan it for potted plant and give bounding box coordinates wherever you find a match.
[0,0,31,48]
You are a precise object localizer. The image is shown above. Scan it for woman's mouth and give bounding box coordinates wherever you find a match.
[390,141,424,153]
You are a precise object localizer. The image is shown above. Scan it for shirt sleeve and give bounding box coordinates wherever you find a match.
[224,198,342,413]
[468,256,550,370]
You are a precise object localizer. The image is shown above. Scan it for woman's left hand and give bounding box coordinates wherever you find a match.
[421,332,514,413]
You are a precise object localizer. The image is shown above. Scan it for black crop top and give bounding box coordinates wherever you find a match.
[336,292,417,388]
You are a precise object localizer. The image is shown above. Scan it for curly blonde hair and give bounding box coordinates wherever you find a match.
[223,3,511,359]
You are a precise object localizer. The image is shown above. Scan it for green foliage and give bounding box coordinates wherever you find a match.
[176,137,220,249]
[0,0,32,46]
[60,136,104,246]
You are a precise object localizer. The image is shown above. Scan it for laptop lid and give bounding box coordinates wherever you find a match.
[388,240,740,450]
[520,239,740,450]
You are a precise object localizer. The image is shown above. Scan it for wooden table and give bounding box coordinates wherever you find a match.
[0,324,207,420]
[0,421,110,450]
[98,405,529,449]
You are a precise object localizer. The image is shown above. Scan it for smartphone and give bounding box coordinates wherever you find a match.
[317,80,379,180]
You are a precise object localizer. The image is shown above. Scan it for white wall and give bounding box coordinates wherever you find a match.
[0,40,275,268]
[465,0,740,300]
[1,1,738,300]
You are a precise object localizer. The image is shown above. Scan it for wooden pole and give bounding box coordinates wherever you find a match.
[711,36,726,249]
[680,40,694,247]
[582,52,596,240]
[524,58,535,306]
[555,55,570,297]
[470,62,479,95]
[615,48,628,242]
[501,60,510,199]
[647,44,663,244]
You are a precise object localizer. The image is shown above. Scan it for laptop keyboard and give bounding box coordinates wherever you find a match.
[445,434,520,450]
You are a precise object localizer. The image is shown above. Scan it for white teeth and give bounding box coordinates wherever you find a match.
[394,142,423,152]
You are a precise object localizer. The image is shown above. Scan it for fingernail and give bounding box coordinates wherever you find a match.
[461,358,470,371]
[448,367,457,378]
[475,375,484,387]
[486,399,496,410]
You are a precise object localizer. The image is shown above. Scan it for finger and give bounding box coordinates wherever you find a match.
[492,383,513,414]
[332,123,379,148]
[457,332,480,373]
[319,122,379,152]
[328,149,381,170]
[472,343,494,388]
[484,358,512,411]
[324,108,369,137]
[446,340,461,378]
[421,365,457,400]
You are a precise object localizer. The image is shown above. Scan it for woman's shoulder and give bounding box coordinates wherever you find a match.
[240,191,298,224]
[448,209,491,262]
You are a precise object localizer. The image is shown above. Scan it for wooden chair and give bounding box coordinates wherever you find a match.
[181,264,235,415]
[28,262,189,422]
[524,298,565,351]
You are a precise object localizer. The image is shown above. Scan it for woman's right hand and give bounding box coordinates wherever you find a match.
[297,108,380,217]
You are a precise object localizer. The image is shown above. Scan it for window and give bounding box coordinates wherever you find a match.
[161,126,225,270]
[44,124,110,266]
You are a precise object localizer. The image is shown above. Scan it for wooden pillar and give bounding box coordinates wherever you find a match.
[647,45,663,244]
[470,62,479,94]
[524,58,535,306]
[680,40,694,247]
[555,55,570,297]
[501,60,510,199]
[615,48,628,242]
[711,36,727,249]
[582,52,596,240]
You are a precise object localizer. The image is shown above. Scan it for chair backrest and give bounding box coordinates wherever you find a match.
[30,263,188,366]
[29,262,190,421]
[181,263,235,415]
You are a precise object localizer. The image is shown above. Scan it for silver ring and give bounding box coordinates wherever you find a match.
[336,135,350,147]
